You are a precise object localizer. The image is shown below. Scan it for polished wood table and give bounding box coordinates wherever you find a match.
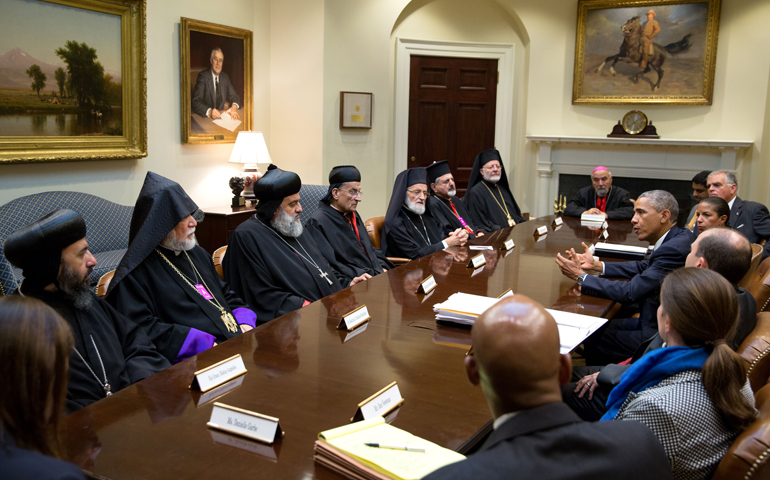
[59,215,643,479]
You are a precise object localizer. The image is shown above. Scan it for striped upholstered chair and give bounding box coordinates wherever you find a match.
[298,184,329,225]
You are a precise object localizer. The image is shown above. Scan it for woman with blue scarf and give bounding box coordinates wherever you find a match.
[602,268,756,480]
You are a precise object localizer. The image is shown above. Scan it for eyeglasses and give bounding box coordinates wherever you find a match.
[342,189,362,197]
[407,189,428,198]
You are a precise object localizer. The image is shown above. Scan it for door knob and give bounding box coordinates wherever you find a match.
[410,156,416,162]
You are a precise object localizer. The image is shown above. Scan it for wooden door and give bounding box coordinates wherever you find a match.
[407,55,498,195]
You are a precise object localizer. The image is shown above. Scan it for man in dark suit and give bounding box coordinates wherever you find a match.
[708,170,770,252]
[556,190,694,365]
[563,227,756,420]
[563,166,634,220]
[423,295,672,480]
[191,48,241,120]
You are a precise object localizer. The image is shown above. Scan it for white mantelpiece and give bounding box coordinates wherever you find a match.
[526,135,753,218]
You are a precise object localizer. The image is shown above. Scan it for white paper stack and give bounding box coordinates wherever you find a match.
[546,309,608,354]
[433,292,508,325]
[581,213,606,224]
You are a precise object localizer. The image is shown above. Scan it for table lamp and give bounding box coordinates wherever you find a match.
[228,131,271,207]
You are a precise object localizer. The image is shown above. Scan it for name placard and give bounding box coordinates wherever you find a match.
[497,288,513,299]
[194,375,245,407]
[352,381,404,422]
[416,274,437,294]
[190,354,247,393]
[467,253,487,269]
[534,225,548,236]
[337,305,371,331]
[552,217,564,227]
[207,402,283,445]
[602,221,609,230]
[601,229,609,240]
[501,239,515,251]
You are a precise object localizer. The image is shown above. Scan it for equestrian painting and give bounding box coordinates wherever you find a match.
[573,0,721,105]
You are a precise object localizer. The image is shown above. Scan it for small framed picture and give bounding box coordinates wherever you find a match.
[340,92,373,129]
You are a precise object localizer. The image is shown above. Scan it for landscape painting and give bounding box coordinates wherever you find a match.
[572,0,721,105]
[0,0,146,163]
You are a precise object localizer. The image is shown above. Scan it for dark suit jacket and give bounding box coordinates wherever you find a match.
[423,402,673,480]
[0,442,86,480]
[191,69,241,118]
[730,196,770,248]
[563,185,634,220]
[581,225,694,339]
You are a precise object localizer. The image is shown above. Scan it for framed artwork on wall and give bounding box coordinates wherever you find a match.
[181,18,252,145]
[340,92,373,129]
[572,0,721,105]
[0,0,147,163]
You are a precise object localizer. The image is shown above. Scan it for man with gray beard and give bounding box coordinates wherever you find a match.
[224,166,363,322]
[463,149,525,233]
[563,166,634,220]
[382,167,467,260]
[107,172,256,363]
[4,209,169,413]
[426,160,483,239]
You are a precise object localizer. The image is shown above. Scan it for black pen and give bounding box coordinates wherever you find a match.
[364,442,425,452]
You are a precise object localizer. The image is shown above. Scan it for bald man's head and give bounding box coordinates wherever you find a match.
[465,295,571,418]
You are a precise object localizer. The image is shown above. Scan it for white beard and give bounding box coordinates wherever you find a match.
[447,188,457,197]
[482,173,501,183]
[404,195,426,215]
[596,186,609,197]
[272,207,303,237]
[160,228,196,253]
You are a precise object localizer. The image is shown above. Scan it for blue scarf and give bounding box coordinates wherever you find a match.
[601,345,709,421]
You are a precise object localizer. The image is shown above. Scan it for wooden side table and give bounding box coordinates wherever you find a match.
[196,204,256,255]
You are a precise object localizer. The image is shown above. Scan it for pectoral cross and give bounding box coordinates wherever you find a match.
[319,270,333,285]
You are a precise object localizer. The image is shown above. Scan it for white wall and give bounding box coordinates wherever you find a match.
[0,0,271,209]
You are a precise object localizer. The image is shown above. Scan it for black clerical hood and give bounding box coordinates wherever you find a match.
[322,165,361,204]
[425,160,451,187]
[107,171,199,295]
[4,209,86,293]
[384,168,430,225]
[465,148,511,194]
[254,164,302,222]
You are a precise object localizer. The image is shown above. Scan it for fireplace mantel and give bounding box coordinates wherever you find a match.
[526,135,754,217]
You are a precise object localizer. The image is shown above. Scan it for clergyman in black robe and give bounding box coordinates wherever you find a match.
[106,172,256,364]
[382,167,468,260]
[224,165,361,323]
[425,160,482,238]
[4,209,169,413]
[306,165,393,285]
[463,149,525,233]
[563,166,634,220]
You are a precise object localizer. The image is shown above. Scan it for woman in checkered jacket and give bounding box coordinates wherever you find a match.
[602,268,756,480]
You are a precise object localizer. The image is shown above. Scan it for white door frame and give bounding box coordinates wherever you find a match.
[394,37,515,182]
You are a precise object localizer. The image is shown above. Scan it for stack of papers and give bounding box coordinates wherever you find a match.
[314,417,465,480]
[581,212,606,224]
[432,292,607,353]
[212,112,242,132]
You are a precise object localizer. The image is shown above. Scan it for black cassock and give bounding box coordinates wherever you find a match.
[224,216,343,323]
[383,207,445,260]
[106,245,254,363]
[563,186,634,221]
[428,195,478,238]
[306,203,393,285]
[24,289,169,414]
[465,179,525,233]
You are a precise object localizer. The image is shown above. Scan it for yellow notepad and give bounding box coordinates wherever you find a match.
[318,417,465,480]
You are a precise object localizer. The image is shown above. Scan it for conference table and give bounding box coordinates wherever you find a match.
[59,215,643,479]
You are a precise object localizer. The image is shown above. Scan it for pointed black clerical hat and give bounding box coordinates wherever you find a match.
[254,165,302,222]
[4,209,87,292]
[425,160,452,185]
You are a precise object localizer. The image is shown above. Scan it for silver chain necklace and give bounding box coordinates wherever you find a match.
[400,208,432,246]
[74,335,112,397]
[258,216,334,285]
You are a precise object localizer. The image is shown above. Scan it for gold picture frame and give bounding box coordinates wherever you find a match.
[572,0,721,105]
[181,18,252,144]
[0,0,147,163]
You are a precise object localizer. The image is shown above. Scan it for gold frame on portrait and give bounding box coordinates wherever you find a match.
[572,0,721,105]
[180,18,253,145]
[0,0,147,164]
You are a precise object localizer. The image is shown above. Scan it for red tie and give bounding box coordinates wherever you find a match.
[596,196,607,213]
[449,201,474,236]
[345,212,369,258]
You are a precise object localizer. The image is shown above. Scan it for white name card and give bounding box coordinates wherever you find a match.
[416,274,437,294]
[467,253,487,269]
[498,288,513,298]
[210,430,278,460]
[208,402,283,444]
[552,217,564,226]
[194,374,245,407]
[337,305,370,331]
[602,221,609,229]
[190,354,247,393]
[352,381,404,422]
[534,225,548,236]
[501,239,515,251]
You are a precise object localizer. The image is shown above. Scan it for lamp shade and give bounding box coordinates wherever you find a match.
[228,131,272,165]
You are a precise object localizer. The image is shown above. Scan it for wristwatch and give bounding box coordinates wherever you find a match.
[577,273,588,286]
